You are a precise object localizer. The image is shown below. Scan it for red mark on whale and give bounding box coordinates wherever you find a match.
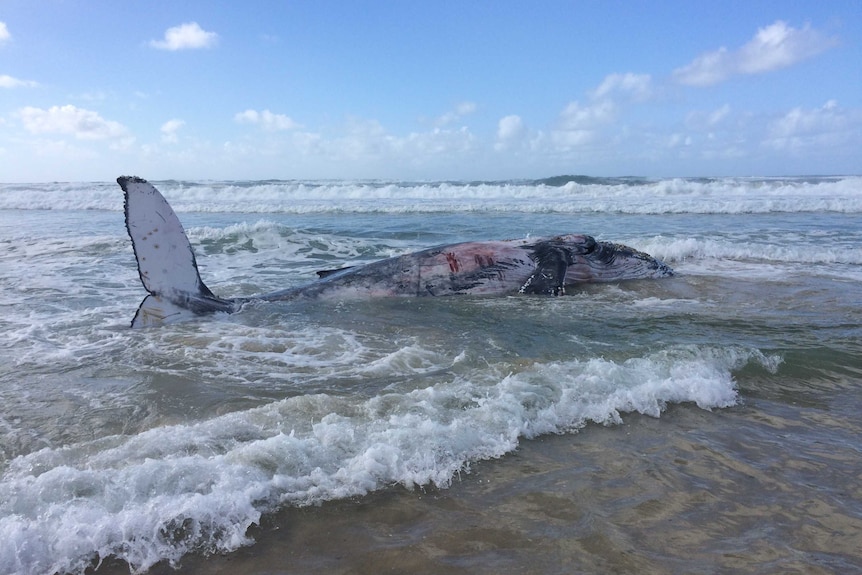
[445,252,460,273]
[474,254,495,267]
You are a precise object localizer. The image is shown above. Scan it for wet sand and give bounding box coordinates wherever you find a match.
[96,394,862,575]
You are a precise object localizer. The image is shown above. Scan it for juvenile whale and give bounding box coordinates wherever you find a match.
[118,176,673,327]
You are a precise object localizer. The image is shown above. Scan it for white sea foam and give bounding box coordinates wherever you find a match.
[1,176,860,214]
[188,220,407,265]
[0,344,777,574]
[642,236,862,268]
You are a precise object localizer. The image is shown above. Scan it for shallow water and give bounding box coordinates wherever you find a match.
[103,401,862,575]
[1,176,860,574]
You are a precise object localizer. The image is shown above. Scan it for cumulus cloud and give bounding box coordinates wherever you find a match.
[771,100,838,137]
[763,100,859,153]
[18,105,130,141]
[559,100,615,129]
[550,100,616,149]
[667,133,692,149]
[160,119,185,143]
[324,117,477,166]
[435,101,477,127]
[331,117,397,161]
[685,104,732,131]
[674,48,732,87]
[495,115,527,151]
[235,109,300,131]
[708,104,731,125]
[674,21,837,86]
[0,74,38,88]
[150,22,218,51]
[591,73,652,101]
[0,21,10,44]
[222,113,480,176]
[399,127,477,162]
[737,22,834,74]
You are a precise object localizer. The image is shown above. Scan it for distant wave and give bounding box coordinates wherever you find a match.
[1,176,860,214]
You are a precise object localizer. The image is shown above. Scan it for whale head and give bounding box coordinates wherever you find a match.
[558,235,673,283]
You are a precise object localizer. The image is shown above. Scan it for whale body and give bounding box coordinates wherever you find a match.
[118,176,673,327]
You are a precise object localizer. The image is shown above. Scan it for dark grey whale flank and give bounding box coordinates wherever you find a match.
[118,176,673,327]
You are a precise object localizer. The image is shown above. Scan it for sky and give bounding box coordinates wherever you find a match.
[1,1,860,182]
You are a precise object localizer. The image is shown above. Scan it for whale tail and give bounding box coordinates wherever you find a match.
[118,176,236,328]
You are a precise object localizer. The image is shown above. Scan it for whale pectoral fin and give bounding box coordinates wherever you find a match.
[119,176,215,299]
[118,176,237,328]
[520,245,569,296]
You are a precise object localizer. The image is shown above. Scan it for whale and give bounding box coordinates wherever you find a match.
[118,176,673,327]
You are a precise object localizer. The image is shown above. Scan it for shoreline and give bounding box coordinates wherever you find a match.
[93,399,862,575]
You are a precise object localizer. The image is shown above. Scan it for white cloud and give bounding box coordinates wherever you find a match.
[0,21,10,45]
[667,133,692,149]
[149,22,218,51]
[770,100,838,138]
[221,114,480,176]
[558,100,615,129]
[0,74,38,88]
[160,119,185,143]
[435,101,477,127]
[737,21,834,74]
[328,118,476,165]
[332,117,394,160]
[708,104,731,126]
[763,100,858,153]
[674,21,837,86]
[673,48,733,87]
[401,127,476,161]
[18,105,131,141]
[591,73,652,101]
[549,100,616,150]
[235,109,300,131]
[686,104,732,130]
[455,102,477,116]
[495,115,527,151]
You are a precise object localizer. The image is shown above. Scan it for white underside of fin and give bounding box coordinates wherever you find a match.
[121,177,210,297]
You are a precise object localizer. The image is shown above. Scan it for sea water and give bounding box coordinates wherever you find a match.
[0,176,860,574]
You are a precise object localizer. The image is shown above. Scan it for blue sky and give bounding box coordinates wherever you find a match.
[1,1,860,181]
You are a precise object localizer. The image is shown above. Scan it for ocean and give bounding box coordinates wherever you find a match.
[0,176,860,574]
